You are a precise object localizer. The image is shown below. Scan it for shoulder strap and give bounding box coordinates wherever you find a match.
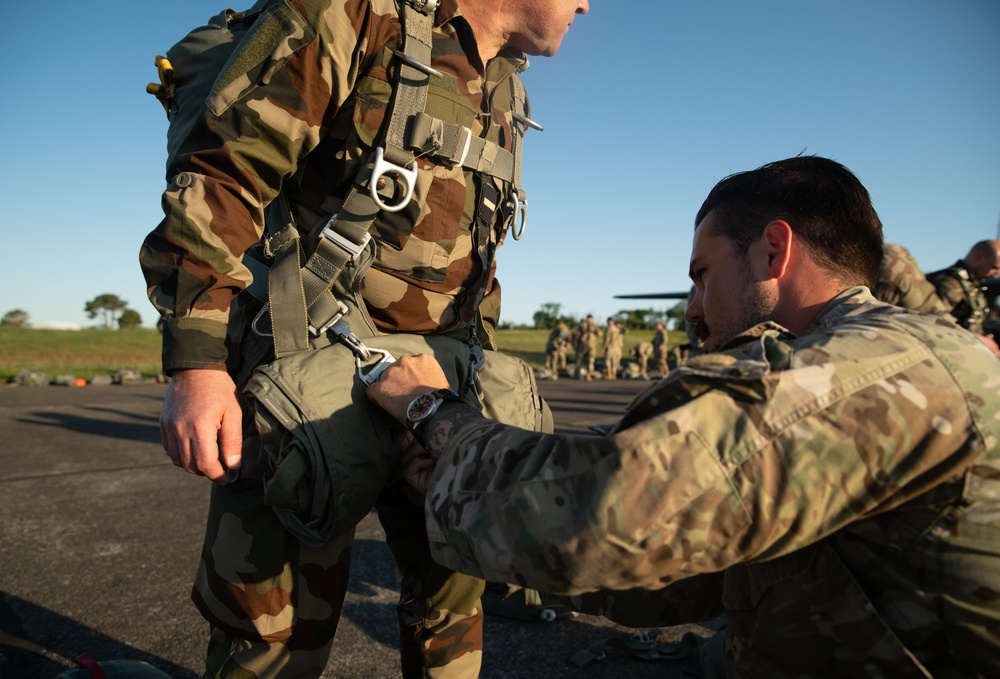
[266,0,438,357]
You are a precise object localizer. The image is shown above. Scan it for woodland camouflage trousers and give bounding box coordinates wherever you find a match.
[193,434,484,679]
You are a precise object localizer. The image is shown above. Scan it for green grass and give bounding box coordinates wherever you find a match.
[0,327,163,381]
[0,326,688,381]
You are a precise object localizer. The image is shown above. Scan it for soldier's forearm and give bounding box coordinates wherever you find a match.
[422,401,488,458]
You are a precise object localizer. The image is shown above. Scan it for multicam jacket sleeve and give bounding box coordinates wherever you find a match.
[873,243,952,316]
[423,288,1000,597]
[140,0,527,372]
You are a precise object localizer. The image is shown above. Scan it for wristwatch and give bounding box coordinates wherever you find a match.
[404,388,461,442]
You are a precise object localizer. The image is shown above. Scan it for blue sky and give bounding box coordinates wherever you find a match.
[1,0,998,329]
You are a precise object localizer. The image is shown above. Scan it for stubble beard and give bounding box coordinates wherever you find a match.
[701,263,776,353]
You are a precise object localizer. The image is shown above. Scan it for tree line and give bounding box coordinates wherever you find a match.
[519,301,688,331]
[3,297,690,333]
[1,293,144,330]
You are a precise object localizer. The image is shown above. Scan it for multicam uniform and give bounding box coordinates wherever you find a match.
[140,0,535,676]
[873,243,952,316]
[651,324,669,375]
[927,259,991,334]
[419,288,1000,677]
[573,317,599,379]
[630,341,652,378]
[600,321,622,379]
[545,325,571,376]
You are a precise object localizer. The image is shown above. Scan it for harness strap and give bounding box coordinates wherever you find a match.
[266,225,310,355]
[264,0,529,363]
[409,113,516,181]
[509,74,529,191]
[264,1,433,357]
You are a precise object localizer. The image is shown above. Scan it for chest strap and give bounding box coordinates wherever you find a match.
[266,0,436,357]
[265,0,534,367]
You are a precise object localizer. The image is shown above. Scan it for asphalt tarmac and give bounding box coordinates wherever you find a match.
[0,377,713,678]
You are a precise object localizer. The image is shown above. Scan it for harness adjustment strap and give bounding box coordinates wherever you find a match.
[409,114,517,181]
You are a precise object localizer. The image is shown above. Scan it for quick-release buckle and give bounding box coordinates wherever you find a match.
[370,147,417,213]
[357,348,397,386]
[319,310,374,363]
[318,216,372,261]
[505,189,528,241]
[309,300,350,338]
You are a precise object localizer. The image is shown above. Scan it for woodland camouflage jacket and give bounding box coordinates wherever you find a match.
[422,288,1000,677]
[140,0,529,373]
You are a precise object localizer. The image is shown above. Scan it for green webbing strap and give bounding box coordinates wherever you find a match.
[408,113,517,182]
[407,68,530,193]
[269,0,434,350]
[267,226,310,356]
[382,4,434,167]
[509,74,529,193]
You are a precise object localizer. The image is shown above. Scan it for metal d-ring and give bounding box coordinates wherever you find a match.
[370,147,417,213]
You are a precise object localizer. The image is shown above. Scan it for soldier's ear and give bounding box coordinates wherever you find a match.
[760,220,793,280]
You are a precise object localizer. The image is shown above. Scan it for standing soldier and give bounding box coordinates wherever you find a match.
[574,314,598,380]
[140,1,590,677]
[651,321,669,376]
[601,317,622,380]
[545,322,571,379]
[926,240,1000,358]
[630,341,653,379]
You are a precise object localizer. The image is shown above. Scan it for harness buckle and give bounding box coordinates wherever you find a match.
[317,216,371,261]
[370,147,417,213]
[408,0,439,15]
[309,300,350,338]
[505,189,528,241]
[357,348,397,386]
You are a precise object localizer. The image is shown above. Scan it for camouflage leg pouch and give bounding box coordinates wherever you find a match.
[243,333,551,546]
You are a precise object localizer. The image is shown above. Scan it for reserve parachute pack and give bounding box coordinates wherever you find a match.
[147,0,549,545]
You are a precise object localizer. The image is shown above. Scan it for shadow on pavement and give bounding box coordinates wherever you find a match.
[0,593,198,679]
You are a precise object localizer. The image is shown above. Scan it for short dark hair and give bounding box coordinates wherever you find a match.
[695,156,884,287]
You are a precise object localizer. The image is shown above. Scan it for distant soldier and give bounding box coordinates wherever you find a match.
[601,317,623,380]
[651,321,669,376]
[926,240,1000,357]
[926,240,1000,332]
[630,341,653,379]
[873,243,951,316]
[574,315,599,380]
[545,323,572,379]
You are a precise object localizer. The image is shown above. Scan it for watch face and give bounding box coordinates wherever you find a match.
[407,394,434,422]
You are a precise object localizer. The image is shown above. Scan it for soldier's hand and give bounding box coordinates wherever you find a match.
[160,368,243,484]
[366,354,450,424]
[397,430,435,495]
